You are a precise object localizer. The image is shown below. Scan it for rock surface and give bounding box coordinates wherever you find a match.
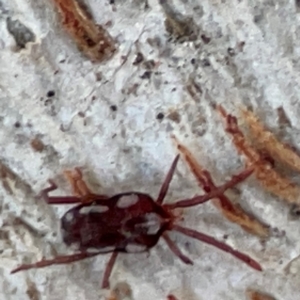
[1,0,300,299]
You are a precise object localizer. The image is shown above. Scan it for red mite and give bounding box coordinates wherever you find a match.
[11,155,261,288]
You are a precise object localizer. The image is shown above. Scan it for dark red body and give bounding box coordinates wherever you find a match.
[61,192,172,253]
[11,155,261,290]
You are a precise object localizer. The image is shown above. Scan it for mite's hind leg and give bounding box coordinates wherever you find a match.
[11,252,103,274]
[39,170,109,205]
[39,180,82,205]
[102,252,119,289]
[63,168,109,203]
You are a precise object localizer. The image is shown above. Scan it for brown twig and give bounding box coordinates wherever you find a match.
[52,0,116,62]
[172,135,269,238]
[246,289,277,300]
[241,108,300,173]
[217,105,300,207]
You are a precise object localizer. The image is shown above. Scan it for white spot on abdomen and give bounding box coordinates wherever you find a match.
[79,205,109,214]
[117,194,139,208]
[69,242,80,250]
[65,212,74,222]
[87,246,115,253]
[125,244,147,253]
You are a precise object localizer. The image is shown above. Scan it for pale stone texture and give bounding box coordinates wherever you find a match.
[0,0,300,299]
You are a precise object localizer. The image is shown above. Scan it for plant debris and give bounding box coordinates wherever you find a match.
[159,0,197,41]
[172,135,269,238]
[246,289,277,300]
[52,0,116,62]
[241,108,300,173]
[218,105,300,207]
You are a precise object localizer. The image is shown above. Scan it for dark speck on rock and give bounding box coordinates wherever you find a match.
[140,71,152,79]
[110,105,118,112]
[156,112,164,120]
[47,90,55,97]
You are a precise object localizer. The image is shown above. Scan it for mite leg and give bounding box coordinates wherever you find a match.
[64,168,109,203]
[162,233,193,265]
[39,180,82,204]
[11,252,103,274]
[40,169,109,205]
[172,135,269,238]
[156,155,180,204]
[101,252,118,289]
[165,167,253,209]
[172,224,262,271]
